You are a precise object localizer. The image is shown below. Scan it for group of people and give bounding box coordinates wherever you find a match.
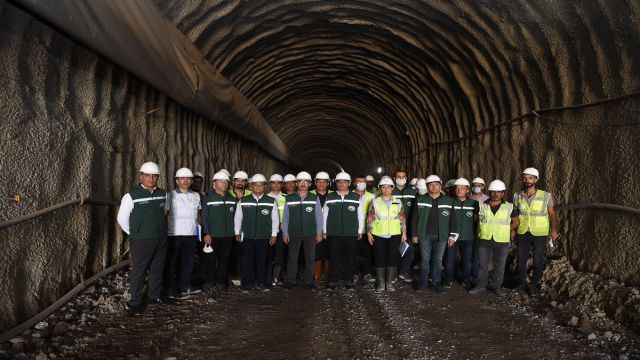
[116,162,559,316]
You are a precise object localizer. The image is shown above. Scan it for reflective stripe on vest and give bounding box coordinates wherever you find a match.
[515,190,550,236]
[478,202,513,243]
[370,197,402,236]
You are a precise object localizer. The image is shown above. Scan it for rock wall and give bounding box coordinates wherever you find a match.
[0,1,282,332]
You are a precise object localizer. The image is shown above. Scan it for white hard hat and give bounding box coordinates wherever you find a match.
[425,175,442,184]
[315,171,330,180]
[284,174,296,182]
[487,179,507,191]
[212,171,230,181]
[416,179,427,190]
[335,172,351,181]
[296,171,312,181]
[251,174,267,183]
[193,171,204,179]
[471,177,485,185]
[378,176,394,187]
[219,169,231,177]
[366,175,375,181]
[139,162,160,175]
[233,171,249,180]
[269,174,284,182]
[175,167,194,178]
[445,179,456,188]
[410,178,418,186]
[454,178,470,187]
[522,167,540,178]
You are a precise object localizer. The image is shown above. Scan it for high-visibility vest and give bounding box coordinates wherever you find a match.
[370,197,402,236]
[268,192,287,221]
[478,202,513,243]
[514,190,551,236]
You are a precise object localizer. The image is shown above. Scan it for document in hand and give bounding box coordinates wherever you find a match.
[399,241,410,257]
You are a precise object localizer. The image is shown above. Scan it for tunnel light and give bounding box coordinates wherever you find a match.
[377,167,382,174]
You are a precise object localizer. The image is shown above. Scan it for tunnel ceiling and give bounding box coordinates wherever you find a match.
[155,0,640,175]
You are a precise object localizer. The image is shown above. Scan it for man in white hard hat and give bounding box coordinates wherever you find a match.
[393,170,418,282]
[514,167,559,297]
[163,168,202,298]
[444,179,457,197]
[283,174,297,195]
[323,171,364,290]
[442,178,479,289]
[311,171,332,286]
[353,175,377,283]
[411,175,458,293]
[234,174,279,292]
[117,162,168,316]
[267,174,287,286]
[281,172,323,289]
[229,170,252,199]
[201,171,236,291]
[469,180,520,296]
[366,175,380,196]
[469,177,489,203]
[410,178,418,190]
[191,171,206,198]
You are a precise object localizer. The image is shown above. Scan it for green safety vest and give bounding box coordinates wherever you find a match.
[392,187,417,215]
[286,193,319,237]
[204,191,235,237]
[452,198,477,241]
[239,194,276,239]
[514,190,551,236]
[128,184,167,240]
[414,195,454,241]
[325,191,361,236]
[478,201,514,243]
[370,197,402,236]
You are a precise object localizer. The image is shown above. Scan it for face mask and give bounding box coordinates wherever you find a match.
[418,189,427,195]
[356,183,367,192]
[396,178,407,186]
[472,187,482,194]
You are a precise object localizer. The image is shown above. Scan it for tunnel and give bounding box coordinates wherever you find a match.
[1,0,640,357]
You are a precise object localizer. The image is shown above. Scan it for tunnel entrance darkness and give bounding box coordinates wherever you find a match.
[1,0,640,357]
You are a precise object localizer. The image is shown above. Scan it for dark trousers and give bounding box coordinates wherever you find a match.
[200,236,235,284]
[242,238,269,288]
[328,236,358,284]
[419,235,447,286]
[357,236,374,275]
[270,232,287,267]
[477,239,509,289]
[129,237,167,306]
[372,235,401,268]
[164,235,197,294]
[516,232,547,287]
[471,238,480,279]
[286,236,316,285]
[443,240,474,284]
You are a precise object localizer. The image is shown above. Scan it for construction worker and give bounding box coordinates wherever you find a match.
[445,179,457,197]
[470,177,489,203]
[410,178,418,190]
[234,174,279,292]
[411,175,457,293]
[311,171,332,286]
[164,168,202,298]
[354,175,377,283]
[443,178,479,288]
[393,170,417,282]
[191,171,206,198]
[284,174,297,195]
[366,175,380,195]
[268,174,287,286]
[323,171,364,290]
[201,171,236,291]
[367,176,407,291]
[116,162,168,316]
[229,170,252,199]
[469,180,520,296]
[514,167,559,297]
[282,172,323,289]
[227,170,252,284]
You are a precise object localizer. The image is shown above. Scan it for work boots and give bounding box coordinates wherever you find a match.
[385,267,396,291]
[375,268,385,291]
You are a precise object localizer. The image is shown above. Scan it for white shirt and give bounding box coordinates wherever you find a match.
[167,188,201,236]
[322,191,364,234]
[234,193,280,237]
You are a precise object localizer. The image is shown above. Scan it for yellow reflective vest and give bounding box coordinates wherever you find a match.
[478,201,513,243]
[514,190,551,236]
[370,197,402,236]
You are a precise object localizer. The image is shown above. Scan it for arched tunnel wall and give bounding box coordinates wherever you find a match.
[1,0,640,332]
[0,1,284,331]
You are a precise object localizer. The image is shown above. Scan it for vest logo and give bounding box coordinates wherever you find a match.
[305,206,313,213]
[348,205,356,211]
[230,207,234,212]
[466,211,473,218]
[442,210,450,217]
[261,209,270,215]
[159,203,165,208]
[407,201,412,206]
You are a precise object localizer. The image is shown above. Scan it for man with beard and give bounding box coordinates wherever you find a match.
[284,174,297,195]
[268,174,287,286]
[228,170,252,285]
[311,171,332,286]
[229,171,252,199]
[514,167,559,298]
[191,171,206,198]
[393,170,417,282]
